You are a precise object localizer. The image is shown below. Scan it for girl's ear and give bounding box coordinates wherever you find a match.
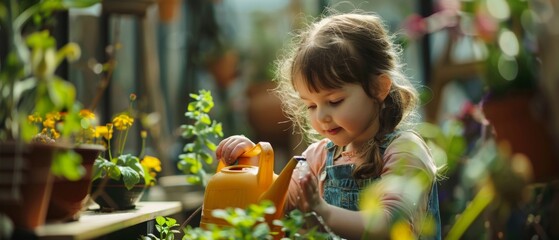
[374,74,392,102]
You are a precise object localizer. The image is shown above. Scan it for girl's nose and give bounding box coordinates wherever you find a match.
[317,107,332,123]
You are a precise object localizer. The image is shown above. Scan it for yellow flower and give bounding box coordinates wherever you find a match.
[141,155,162,173]
[95,125,113,140]
[27,113,43,123]
[390,220,414,240]
[112,114,134,131]
[79,109,96,119]
[45,112,61,121]
[50,129,60,139]
[43,118,56,129]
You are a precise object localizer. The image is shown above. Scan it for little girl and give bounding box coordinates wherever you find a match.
[216,12,441,239]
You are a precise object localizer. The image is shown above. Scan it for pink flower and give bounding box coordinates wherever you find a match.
[474,9,499,43]
[403,14,427,40]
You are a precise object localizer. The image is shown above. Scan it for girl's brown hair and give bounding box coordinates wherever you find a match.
[274,12,419,179]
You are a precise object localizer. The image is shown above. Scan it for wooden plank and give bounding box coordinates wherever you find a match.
[35,201,182,240]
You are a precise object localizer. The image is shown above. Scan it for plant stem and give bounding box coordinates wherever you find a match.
[139,133,146,158]
[445,184,495,240]
[89,17,121,111]
[108,135,113,161]
[120,128,129,155]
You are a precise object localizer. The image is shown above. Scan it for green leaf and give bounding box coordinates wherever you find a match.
[205,139,217,151]
[50,77,76,109]
[51,150,84,180]
[186,175,201,184]
[19,118,37,142]
[119,166,141,190]
[199,114,211,125]
[60,104,82,137]
[200,152,213,165]
[187,101,196,112]
[34,84,55,115]
[213,123,223,137]
[156,216,166,226]
[108,165,121,180]
[60,0,101,8]
[252,223,270,238]
[117,154,144,175]
[183,143,195,152]
[166,217,177,226]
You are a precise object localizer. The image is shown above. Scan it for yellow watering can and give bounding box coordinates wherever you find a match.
[200,142,302,230]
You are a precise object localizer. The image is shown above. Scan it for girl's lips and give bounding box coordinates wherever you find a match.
[326,127,341,135]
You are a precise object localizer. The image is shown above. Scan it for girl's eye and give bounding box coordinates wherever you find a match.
[330,99,343,105]
[307,105,317,110]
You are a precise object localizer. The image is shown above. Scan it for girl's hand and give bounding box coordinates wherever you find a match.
[296,167,326,213]
[215,135,256,165]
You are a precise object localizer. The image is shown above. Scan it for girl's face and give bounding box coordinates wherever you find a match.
[294,76,381,149]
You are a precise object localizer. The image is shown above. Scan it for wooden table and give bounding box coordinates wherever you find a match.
[34,201,182,240]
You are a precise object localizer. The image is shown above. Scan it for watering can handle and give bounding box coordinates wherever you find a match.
[216,142,271,172]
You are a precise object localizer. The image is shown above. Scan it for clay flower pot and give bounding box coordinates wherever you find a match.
[46,144,105,222]
[0,142,69,229]
[482,91,559,183]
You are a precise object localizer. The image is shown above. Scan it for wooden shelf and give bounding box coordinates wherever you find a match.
[35,201,182,240]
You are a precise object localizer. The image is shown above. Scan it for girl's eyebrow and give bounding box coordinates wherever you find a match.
[299,90,342,100]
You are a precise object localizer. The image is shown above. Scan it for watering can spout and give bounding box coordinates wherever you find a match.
[258,156,306,221]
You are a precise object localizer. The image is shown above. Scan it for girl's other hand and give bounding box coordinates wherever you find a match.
[216,135,256,165]
[296,167,326,213]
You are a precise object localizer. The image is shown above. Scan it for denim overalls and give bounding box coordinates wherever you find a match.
[321,136,441,240]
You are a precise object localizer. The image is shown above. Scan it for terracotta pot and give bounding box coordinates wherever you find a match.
[90,176,146,212]
[46,144,105,222]
[208,49,239,89]
[482,91,559,183]
[158,0,181,23]
[103,0,156,15]
[0,142,68,229]
[246,81,290,146]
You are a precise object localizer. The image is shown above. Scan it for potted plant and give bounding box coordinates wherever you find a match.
[90,93,162,212]
[23,108,107,222]
[177,89,223,185]
[0,0,99,229]
[463,0,558,183]
[403,0,557,183]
